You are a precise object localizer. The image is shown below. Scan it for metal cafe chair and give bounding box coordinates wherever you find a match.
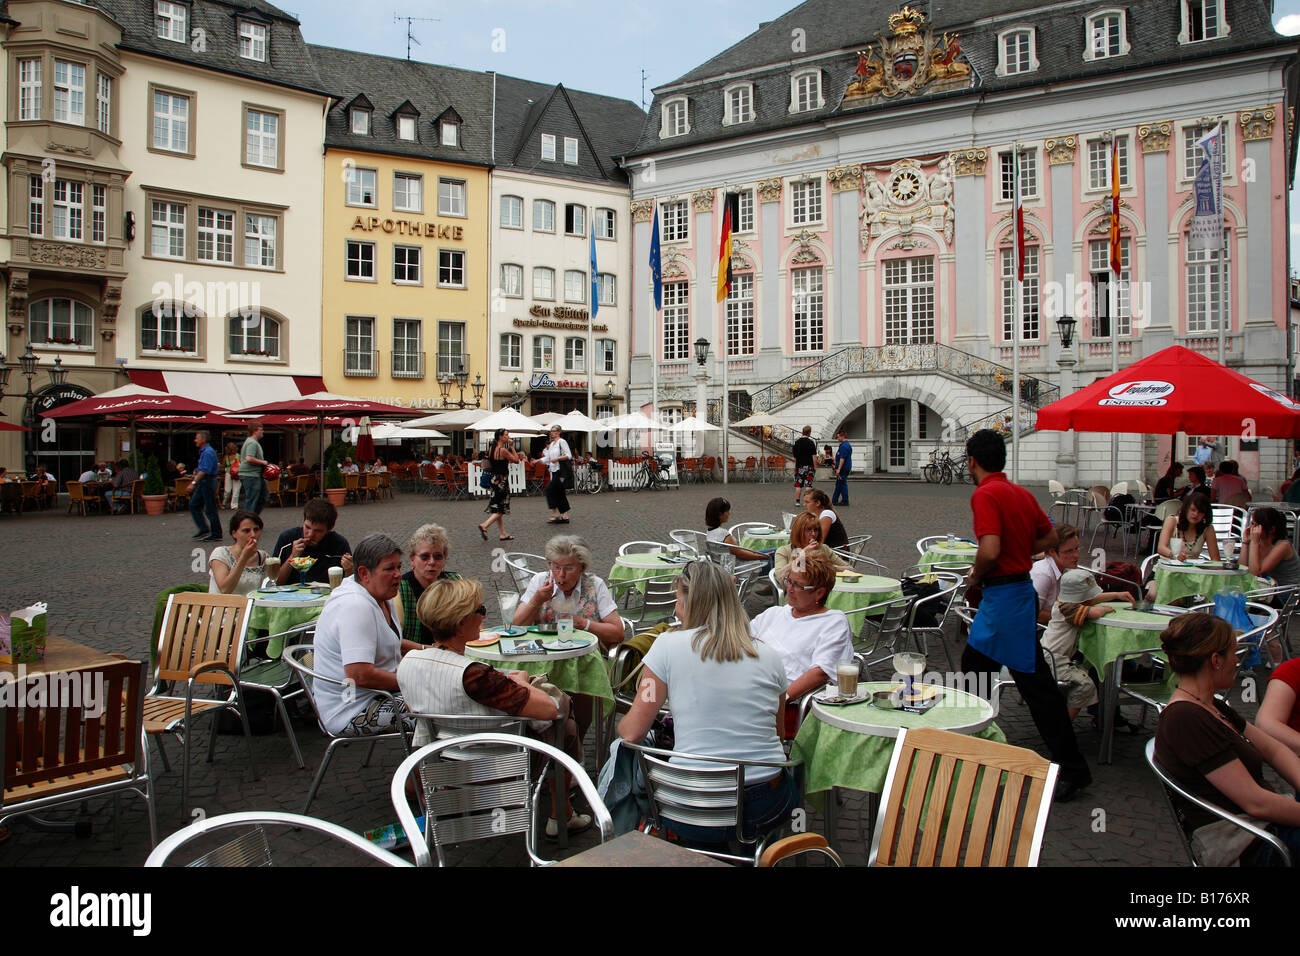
[144,810,411,867]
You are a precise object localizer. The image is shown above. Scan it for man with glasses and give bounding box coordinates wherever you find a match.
[1031,524,1081,624]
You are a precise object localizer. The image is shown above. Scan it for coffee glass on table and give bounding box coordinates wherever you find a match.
[328,565,344,589]
[265,556,281,582]
[836,662,859,697]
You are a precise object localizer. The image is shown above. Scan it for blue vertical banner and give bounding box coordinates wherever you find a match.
[590,229,599,317]
[1188,125,1223,251]
[648,204,662,311]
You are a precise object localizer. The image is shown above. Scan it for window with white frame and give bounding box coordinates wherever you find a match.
[1001,245,1041,340]
[1085,10,1128,59]
[541,133,556,161]
[726,273,755,356]
[500,263,523,298]
[30,298,92,347]
[534,267,555,300]
[346,166,377,206]
[595,403,615,419]
[1087,136,1130,190]
[239,20,267,61]
[141,304,198,353]
[661,98,689,137]
[393,172,423,213]
[397,115,416,142]
[350,108,370,135]
[883,256,935,344]
[790,71,822,112]
[533,335,555,371]
[564,136,578,164]
[198,207,235,263]
[97,74,112,134]
[51,180,83,241]
[597,338,616,374]
[998,28,1037,75]
[662,281,689,360]
[1182,122,1227,181]
[500,333,522,369]
[437,321,465,377]
[1186,231,1229,332]
[736,189,755,232]
[1089,238,1131,337]
[53,61,85,126]
[597,273,616,307]
[393,245,422,284]
[565,337,585,372]
[565,203,586,236]
[725,84,753,124]
[564,270,586,304]
[998,149,1038,201]
[28,176,42,236]
[661,200,689,242]
[1183,0,1225,43]
[791,179,823,225]
[152,90,190,152]
[501,195,523,229]
[441,120,458,147]
[150,200,185,258]
[392,319,422,377]
[438,178,466,217]
[345,316,376,374]
[229,312,279,358]
[91,184,106,244]
[155,1,187,42]
[792,267,824,352]
[594,208,615,240]
[534,199,555,233]
[19,58,41,121]
[245,109,279,168]
[345,239,375,279]
[244,214,276,269]
[438,249,464,288]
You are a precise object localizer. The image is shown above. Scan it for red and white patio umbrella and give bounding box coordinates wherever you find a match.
[231,391,416,475]
[41,384,230,462]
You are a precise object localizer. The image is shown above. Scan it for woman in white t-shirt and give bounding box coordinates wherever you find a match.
[619,559,798,848]
[704,497,775,569]
[208,509,268,596]
[538,425,572,524]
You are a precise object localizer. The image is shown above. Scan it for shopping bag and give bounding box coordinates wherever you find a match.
[1212,591,1258,668]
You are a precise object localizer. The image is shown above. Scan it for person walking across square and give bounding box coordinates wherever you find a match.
[189,430,222,541]
[239,424,268,514]
[960,428,1093,802]
[792,425,818,505]
[832,429,852,506]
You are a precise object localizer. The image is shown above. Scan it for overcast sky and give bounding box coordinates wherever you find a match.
[300,0,1300,271]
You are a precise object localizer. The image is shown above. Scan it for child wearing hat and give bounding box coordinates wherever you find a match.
[1041,569,1134,719]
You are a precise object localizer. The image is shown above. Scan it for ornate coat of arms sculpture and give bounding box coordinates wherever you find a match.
[844,5,972,104]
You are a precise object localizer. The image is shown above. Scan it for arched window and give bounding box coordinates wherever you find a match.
[141,302,198,354]
[229,310,280,359]
[29,298,93,347]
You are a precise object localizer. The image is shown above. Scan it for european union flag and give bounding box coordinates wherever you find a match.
[649,204,662,311]
[590,229,599,318]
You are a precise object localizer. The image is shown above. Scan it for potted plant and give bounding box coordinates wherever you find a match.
[142,454,167,515]
[324,461,346,507]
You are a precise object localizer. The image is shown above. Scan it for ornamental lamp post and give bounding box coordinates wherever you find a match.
[470,373,485,408]
[19,343,40,476]
[693,337,710,457]
[1055,314,1077,487]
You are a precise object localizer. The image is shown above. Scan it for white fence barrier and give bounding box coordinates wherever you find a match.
[467,461,527,497]
[607,456,678,490]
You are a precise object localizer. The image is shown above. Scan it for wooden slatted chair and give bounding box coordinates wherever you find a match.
[128,477,145,514]
[146,593,259,819]
[868,727,1058,867]
[1,659,156,847]
[19,480,41,512]
[65,480,99,516]
[363,473,381,502]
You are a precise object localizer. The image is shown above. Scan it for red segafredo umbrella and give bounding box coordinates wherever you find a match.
[1035,345,1300,439]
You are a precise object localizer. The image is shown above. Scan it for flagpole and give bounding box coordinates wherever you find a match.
[1011,143,1021,484]
[587,207,595,429]
[1109,131,1120,489]
[1216,116,1226,366]
[650,201,659,431]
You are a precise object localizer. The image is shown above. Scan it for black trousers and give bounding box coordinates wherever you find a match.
[545,475,570,514]
[961,641,1091,786]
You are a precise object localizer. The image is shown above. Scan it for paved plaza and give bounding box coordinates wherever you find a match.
[0,477,1211,866]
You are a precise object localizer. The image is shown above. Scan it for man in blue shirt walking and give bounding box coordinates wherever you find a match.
[832,429,852,506]
[190,430,222,541]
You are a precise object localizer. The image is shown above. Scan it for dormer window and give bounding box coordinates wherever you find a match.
[397,115,416,141]
[564,136,578,164]
[441,120,458,147]
[155,1,187,43]
[238,20,267,61]
[997,28,1038,76]
[724,83,754,125]
[790,71,822,113]
[1181,0,1227,43]
[660,97,689,138]
[541,133,556,161]
[1085,10,1129,60]
[350,108,370,135]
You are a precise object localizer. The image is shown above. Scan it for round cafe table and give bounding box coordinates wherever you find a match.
[608,552,687,596]
[792,680,1003,813]
[918,541,978,568]
[738,528,789,552]
[247,586,331,657]
[1151,560,1262,605]
[465,628,614,710]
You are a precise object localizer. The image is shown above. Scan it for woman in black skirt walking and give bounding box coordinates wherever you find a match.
[479,429,523,541]
[539,424,573,524]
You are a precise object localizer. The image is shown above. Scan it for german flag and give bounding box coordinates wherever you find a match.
[716,192,740,303]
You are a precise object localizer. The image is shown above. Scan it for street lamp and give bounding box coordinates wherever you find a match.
[511,376,522,399]
[1054,315,1077,486]
[49,356,68,387]
[1056,315,1077,350]
[605,379,615,401]
[439,365,480,409]
[19,343,40,475]
[437,375,452,405]
[471,373,485,407]
[693,337,710,367]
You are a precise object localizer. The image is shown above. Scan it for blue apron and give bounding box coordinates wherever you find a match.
[969,578,1038,673]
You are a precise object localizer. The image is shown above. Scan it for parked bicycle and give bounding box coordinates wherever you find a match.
[574,458,605,495]
[632,450,674,491]
[922,448,968,485]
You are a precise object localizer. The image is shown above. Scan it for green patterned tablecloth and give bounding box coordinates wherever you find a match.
[1077,604,1173,677]
[1152,563,1262,605]
[919,542,978,568]
[608,553,686,596]
[465,633,614,708]
[792,681,1003,810]
[739,529,790,552]
[248,589,330,657]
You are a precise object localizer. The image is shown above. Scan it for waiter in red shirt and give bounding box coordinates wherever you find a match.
[962,429,1092,802]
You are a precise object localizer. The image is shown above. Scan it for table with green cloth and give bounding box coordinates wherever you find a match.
[792,681,1003,813]
[738,528,790,552]
[918,541,978,568]
[247,587,331,657]
[464,629,614,710]
[1152,561,1263,605]
[608,552,687,596]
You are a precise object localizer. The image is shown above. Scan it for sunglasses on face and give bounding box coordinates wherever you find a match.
[415,552,445,561]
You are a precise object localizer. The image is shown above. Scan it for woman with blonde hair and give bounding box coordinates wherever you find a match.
[619,559,798,847]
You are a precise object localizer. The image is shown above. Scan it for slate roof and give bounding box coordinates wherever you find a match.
[629,0,1299,157]
[309,44,495,167]
[82,0,329,97]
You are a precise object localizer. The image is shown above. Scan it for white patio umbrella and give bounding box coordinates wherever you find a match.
[609,411,660,431]
[530,412,567,427]
[405,407,491,430]
[371,423,448,441]
[669,416,720,432]
[466,407,546,433]
[732,411,783,473]
[554,410,602,433]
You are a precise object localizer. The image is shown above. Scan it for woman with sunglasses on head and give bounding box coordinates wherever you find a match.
[619,559,798,849]
[394,523,462,645]
[399,578,591,836]
[479,428,524,542]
